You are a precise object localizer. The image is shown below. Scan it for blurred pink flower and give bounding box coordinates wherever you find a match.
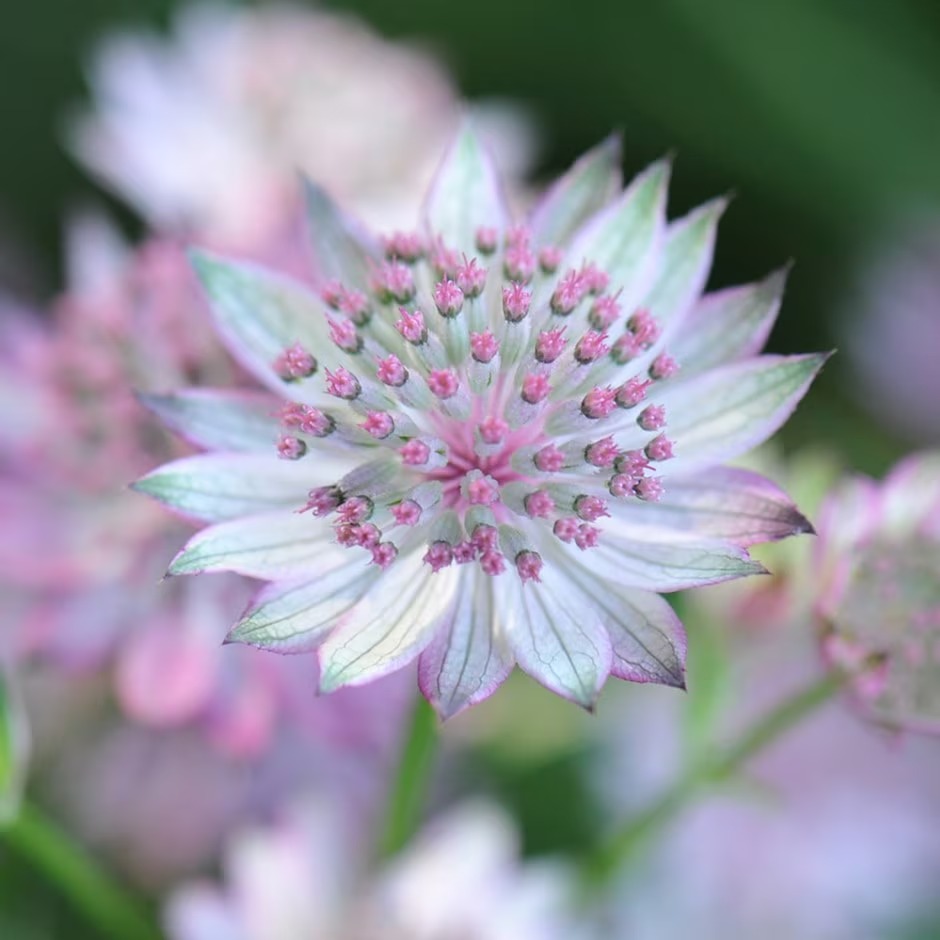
[816,451,940,733]
[165,798,576,940]
[599,675,940,940]
[68,2,536,246]
[138,127,824,717]
[843,221,940,443]
[24,666,406,889]
[0,217,409,757]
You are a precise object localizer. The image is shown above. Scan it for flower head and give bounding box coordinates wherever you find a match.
[816,452,940,733]
[139,128,825,717]
[68,3,536,245]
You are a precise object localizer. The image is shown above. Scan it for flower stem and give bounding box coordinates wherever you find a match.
[378,694,439,859]
[1,799,162,940]
[583,669,849,892]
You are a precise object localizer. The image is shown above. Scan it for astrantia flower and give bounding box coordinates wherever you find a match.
[165,799,576,940]
[816,452,940,733]
[138,128,825,717]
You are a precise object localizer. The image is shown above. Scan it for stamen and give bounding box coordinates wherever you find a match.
[475,226,499,255]
[534,444,565,472]
[325,367,361,400]
[336,496,374,524]
[649,353,679,381]
[574,495,609,521]
[535,328,567,363]
[502,283,532,322]
[370,542,398,568]
[478,416,509,445]
[427,369,459,400]
[581,386,617,419]
[279,403,335,437]
[433,278,464,318]
[395,308,427,345]
[456,258,487,298]
[637,404,666,431]
[383,231,424,262]
[521,373,551,404]
[376,354,408,387]
[524,490,555,519]
[589,294,621,331]
[574,330,610,364]
[551,269,587,315]
[515,550,543,583]
[584,436,620,468]
[276,435,307,460]
[391,499,422,526]
[273,343,317,381]
[372,262,415,304]
[470,331,498,363]
[645,434,675,461]
[504,244,536,283]
[302,485,344,516]
[538,245,564,274]
[400,440,431,466]
[361,411,395,439]
[627,309,661,346]
[465,473,500,506]
[453,541,478,564]
[574,524,600,550]
[424,540,454,572]
[615,377,651,408]
[553,517,579,542]
[635,477,665,502]
[328,316,362,354]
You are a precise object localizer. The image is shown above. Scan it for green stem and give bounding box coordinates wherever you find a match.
[1,800,162,940]
[378,694,439,859]
[583,669,849,892]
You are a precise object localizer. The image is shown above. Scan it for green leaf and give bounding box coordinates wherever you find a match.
[0,668,29,823]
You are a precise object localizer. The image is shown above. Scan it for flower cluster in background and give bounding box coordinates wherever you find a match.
[0,2,938,939]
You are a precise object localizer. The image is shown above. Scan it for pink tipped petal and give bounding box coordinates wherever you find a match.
[638,353,829,474]
[561,563,686,686]
[318,554,460,693]
[563,159,670,315]
[417,567,514,720]
[191,251,338,400]
[133,453,339,523]
[423,123,508,258]
[501,563,612,708]
[168,512,336,579]
[578,524,766,592]
[670,267,788,375]
[138,388,282,452]
[302,177,383,293]
[229,567,381,654]
[528,134,622,249]
[620,466,814,547]
[639,197,727,340]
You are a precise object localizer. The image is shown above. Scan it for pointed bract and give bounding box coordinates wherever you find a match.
[140,129,824,713]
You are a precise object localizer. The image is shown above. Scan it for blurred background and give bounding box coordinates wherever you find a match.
[1,1,939,938]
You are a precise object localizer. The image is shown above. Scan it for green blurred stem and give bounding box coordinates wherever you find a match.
[1,800,162,940]
[584,669,850,892]
[378,694,438,859]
